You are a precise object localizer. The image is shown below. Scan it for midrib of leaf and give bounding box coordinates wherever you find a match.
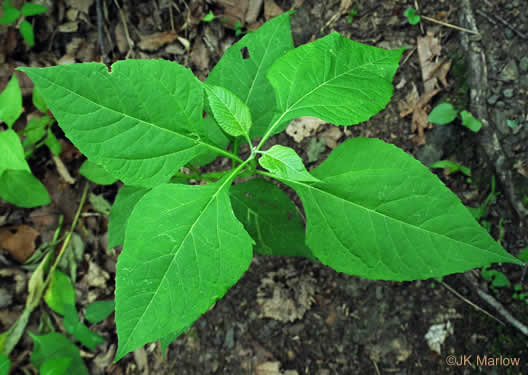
[261,171,516,261]
[244,23,282,105]
[120,170,239,353]
[27,72,240,162]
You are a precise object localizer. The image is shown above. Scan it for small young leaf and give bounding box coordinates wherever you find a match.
[19,20,35,46]
[460,110,482,133]
[20,2,48,16]
[0,169,51,207]
[429,160,471,177]
[0,2,20,24]
[267,33,405,127]
[30,333,89,375]
[230,178,313,258]
[63,303,104,350]
[0,130,29,174]
[115,180,254,360]
[19,60,217,187]
[85,300,115,323]
[259,145,319,182]
[23,117,47,148]
[0,353,10,375]
[202,10,215,22]
[40,357,71,375]
[107,185,150,248]
[44,271,75,316]
[404,8,421,25]
[428,103,458,125]
[0,75,22,128]
[44,129,62,156]
[32,87,48,113]
[88,193,112,216]
[79,159,118,185]
[285,138,522,281]
[206,12,294,138]
[204,85,252,138]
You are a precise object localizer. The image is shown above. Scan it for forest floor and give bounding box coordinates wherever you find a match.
[1,0,527,374]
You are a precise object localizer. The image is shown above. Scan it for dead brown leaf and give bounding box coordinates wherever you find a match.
[320,127,342,149]
[417,32,451,93]
[264,0,283,20]
[286,117,326,143]
[0,225,39,263]
[190,38,210,75]
[218,0,249,27]
[138,31,179,52]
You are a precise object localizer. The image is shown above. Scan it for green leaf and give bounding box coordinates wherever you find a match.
[0,129,29,174]
[0,3,20,24]
[19,20,35,47]
[0,169,51,207]
[0,353,10,375]
[115,180,254,360]
[63,303,104,350]
[0,75,22,128]
[40,357,72,375]
[107,185,150,248]
[307,138,326,163]
[267,33,405,127]
[85,300,115,323]
[22,116,49,148]
[230,178,312,258]
[189,116,229,166]
[404,8,421,25]
[45,129,62,156]
[44,271,75,316]
[202,10,215,22]
[429,160,471,177]
[33,87,48,112]
[79,159,118,185]
[88,193,112,215]
[518,247,528,263]
[206,12,294,138]
[428,103,458,125]
[283,138,522,281]
[204,85,252,139]
[20,2,48,16]
[30,333,89,375]
[18,60,220,188]
[460,110,482,133]
[258,145,319,182]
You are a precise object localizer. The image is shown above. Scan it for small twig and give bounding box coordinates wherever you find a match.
[96,0,109,65]
[52,155,75,184]
[441,281,504,326]
[476,9,528,39]
[421,15,480,35]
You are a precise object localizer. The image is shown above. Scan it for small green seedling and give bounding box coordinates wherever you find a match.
[428,102,482,132]
[19,13,524,361]
[202,10,215,23]
[0,74,52,207]
[481,266,511,290]
[346,8,359,24]
[404,7,421,25]
[233,20,244,36]
[429,160,471,177]
[0,0,47,47]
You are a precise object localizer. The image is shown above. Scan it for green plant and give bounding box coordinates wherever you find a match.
[0,0,47,47]
[0,74,53,207]
[346,8,359,24]
[404,7,420,25]
[429,160,471,177]
[428,102,482,132]
[202,10,215,23]
[18,13,523,360]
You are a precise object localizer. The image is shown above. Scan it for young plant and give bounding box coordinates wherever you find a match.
[0,0,47,47]
[404,7,421,25]
[18,13,524,360]
[0,74,52,207]
[428,102,482,132]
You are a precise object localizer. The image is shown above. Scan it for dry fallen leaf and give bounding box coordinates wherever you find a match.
[417,32,451,93]
[286,117,326,143]
[138,31,180,52]
[218,0,249,27]
[264,0,283,20]
[320,126,342,149]
[0,225,40,263]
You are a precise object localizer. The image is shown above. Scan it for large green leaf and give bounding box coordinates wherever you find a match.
[230,178,312,258]
[283,138,522,281]
[18,61,222,187]
[206,12,293,138]
[258,145,319,182]
[79,159,118,185]
[115,179,254,360]
[204,85,252,138]
[30,333,89,375]
[0,169,50,207]
[0,353,9,375]
[0,130,28,174]
[267,33,405,126]
[107,185,150,249]
[0,75,22,128]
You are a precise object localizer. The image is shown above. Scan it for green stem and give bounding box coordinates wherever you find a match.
[255,111,289,152]
[205,141,243,163]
